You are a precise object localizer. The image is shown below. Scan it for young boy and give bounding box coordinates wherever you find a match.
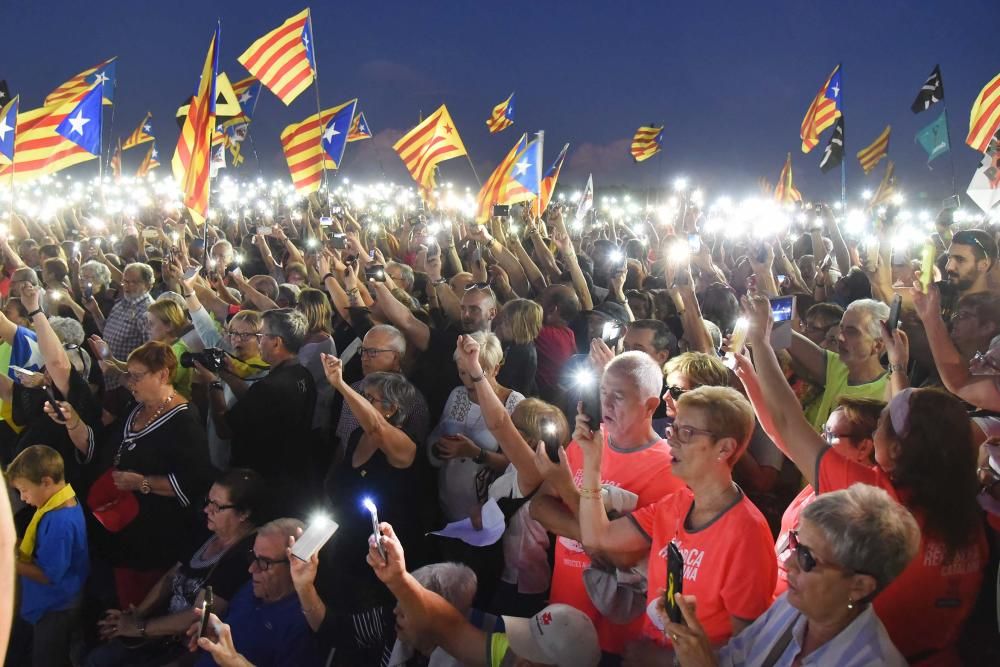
[6,445,88,667]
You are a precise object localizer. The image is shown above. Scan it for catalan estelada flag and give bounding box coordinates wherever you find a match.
[475,133,527,222]
[0,95,95,183]
[966,72,1000,153]
[500,131,543,205]
[172,24,220,224]
[869,160,896,209]
[856,126,890,175]
[0,96,18,164]
[110,139,122,180]
[486,93,515,134]
[531,142,569,218]
[237,9,315,106]
[347,111,372,142]
[137,143,160,177]
[122,112,154,149]
[773,153,802,203]
[800,65,842,153]
[630,125,662,162]
[45,58,116,107]
[231,76,262,121]
[281,99,356,194]
[393,104,468,192]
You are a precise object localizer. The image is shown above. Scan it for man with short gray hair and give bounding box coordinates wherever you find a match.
[100,262,155,390]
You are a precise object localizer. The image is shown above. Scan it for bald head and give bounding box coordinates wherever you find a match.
[541,284,580,326]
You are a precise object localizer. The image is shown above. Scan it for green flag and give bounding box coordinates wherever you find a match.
[915,110,950,165]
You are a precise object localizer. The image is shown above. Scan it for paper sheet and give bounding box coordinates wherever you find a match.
[429,498,505,546]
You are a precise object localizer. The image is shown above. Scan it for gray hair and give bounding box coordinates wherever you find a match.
[80,260,112,290]
[211,240,234,263]
[386,261,415,291]
[604,351,663,402]
[123,262,154,287]
[630,319,679,356]
[363,371,418,427]
[411,562,477,613]
[278,283,300,306]
[250,274,279,300]
[12,267,39,286]
[257,517,305,542]
[702,319,722,351]
[845,299,891,340]
[802,483,920,594]
[366,324,406,357]
[262,308,308,353]
[452,331,503,374]
[49,316,91,378]
[156,291,188,311]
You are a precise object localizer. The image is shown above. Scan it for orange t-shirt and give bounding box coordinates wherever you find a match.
[773,484,817,597]
[548,433,682,655]
[818,449,988,664]
[629,488,777,645]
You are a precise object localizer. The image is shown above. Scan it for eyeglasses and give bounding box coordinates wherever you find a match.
[464,282,491,291]
[665,422,715,445]
[122,369,151,384]
[204,497,237,513]
[247,549,289,571]
[362,391,392,407]
[664,385,690,401]
[228,331,262,342]
[786,529,871,577]
[360,346,396,359]
[821,428,861,445]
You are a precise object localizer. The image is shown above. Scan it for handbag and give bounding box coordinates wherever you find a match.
[87,468,139,533]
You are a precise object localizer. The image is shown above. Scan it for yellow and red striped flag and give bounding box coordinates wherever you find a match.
[869,160,896,210]
[237,9,315,106]
[45,57,116,107]
[486,93,515,134]
[773,153,802,204]
[966,72,1000,153]
[856,125,890,174]
[393,104,468,192]
[280,99,356,194]
[800,65,842,153]
[630,125,663,162]
[137,143,160,177]
[475,134,528,222]
[122,112,154,149]
[531,142,569,218]
[347,111,372,142]
[172,25,220,224]
[0,95,96,184]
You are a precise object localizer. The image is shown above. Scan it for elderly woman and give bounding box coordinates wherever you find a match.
[576,385,777,660]
[737,293,987,664]
[428,331,525,523]
[317,353,424,665]
[89,300,193,399]
[494,298,542,396]
[664,484,919,666]
[85,468,266,667]
[45,341,215,609]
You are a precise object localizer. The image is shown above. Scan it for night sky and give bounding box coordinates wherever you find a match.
[5,0,1000,206]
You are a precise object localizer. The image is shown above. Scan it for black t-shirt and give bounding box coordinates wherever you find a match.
[411,325,462,420]
[168,532,255,611]
[496,341,538,397]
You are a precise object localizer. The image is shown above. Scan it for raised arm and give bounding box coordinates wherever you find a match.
[22,286,73,397]
[370,282,431,352]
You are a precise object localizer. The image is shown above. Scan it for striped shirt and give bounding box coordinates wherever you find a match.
[717,594,906,667]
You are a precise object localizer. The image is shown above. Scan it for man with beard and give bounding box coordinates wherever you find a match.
[938,230,998,319]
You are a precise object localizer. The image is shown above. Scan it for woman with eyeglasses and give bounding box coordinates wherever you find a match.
[83,469,265,667]
[45,341,215,610]
[736,293,987,664]
[316,352,426,665]
[663,484,920,667]
[1,284,101,489]
[576,385,777,662]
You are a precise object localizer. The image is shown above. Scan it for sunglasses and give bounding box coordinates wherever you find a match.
[464,282,491,291]
[664,385,689,400]
[787,530,872,577]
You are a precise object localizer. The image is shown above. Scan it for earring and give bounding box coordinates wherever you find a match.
[847,598,855,610]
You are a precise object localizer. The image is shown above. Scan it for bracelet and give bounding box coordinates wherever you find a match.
[27,309,43,318]
[887,363,905,373]
[140,477,152,495]
[181,291,193,298]
[578,486,603,500]
[322,273,336,282]
[209,381,225,391]
[473,449,488,464]
[136,619,147,638]
[470,375,485,383]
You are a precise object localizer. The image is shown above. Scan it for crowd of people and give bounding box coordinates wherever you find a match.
[0,173,998,667]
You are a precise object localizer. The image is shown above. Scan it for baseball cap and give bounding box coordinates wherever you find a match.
[502,604,600,667]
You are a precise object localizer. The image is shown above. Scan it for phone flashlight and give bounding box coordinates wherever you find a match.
[362,498,386,562]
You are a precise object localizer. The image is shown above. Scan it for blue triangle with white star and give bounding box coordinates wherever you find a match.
[511,135,542,194]
[0,96,19,162]
[322,100,357,168]
[87,61,116,103]
[55,82,104,155]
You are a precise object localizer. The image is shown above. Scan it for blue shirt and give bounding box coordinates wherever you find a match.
[717,593,906,667]
[195,582,321,667]
[20,503,89,624]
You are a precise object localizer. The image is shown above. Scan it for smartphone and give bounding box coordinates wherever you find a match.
[183,266,199,280]
[887,294,902,332]
[601,321,624,346]
[540,420,562,463]
[83,282,94,300]
[776,274,787,286]
[330,205,343,215]
[919,243,935,290]
[331,233,347,249]
[198,587,214,639]
[365,264,386,282]
[575,370,602,429]
[9,365,39,379]
[319,216,333,227]
[769,295,796,350]
[42,385,66,421]
[686,234,701,254]
[256,225,272,236]
[664,542,685,625]
[492,204,510,218]
[769,296,795,323]
[142,228,159,239]
[291,516,340,562]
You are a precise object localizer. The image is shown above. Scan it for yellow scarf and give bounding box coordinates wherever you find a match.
[19,484,76,563]
[229,354,269,379]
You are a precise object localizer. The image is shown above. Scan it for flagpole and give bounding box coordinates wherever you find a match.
[247,130,263,178]
[838,64,847,211]
[465,155,482,187]
[306,10,331,208]
[535,130,544,220]
[103,80,118,171]
[941,104,959,202]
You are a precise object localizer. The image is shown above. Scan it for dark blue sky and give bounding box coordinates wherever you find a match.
[5,1,1000,205]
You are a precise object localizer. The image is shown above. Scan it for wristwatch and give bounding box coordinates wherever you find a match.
[139,477,151,495]
[473,449,488,465]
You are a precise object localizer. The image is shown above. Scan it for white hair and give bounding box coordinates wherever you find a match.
[605,351,663,402]
[257,517,305,542]
[845,299,890,340]
[411,562,477,613]
[366,324,406,356]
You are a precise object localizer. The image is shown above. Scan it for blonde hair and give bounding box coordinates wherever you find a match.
[497,299,542,345]
[511,398,570,447]
[296,288,333,335]
[230,309,263,332]
[148,299,188,338]
[454,331,504,374]
[677,386,754,466]
[665,352,729,387]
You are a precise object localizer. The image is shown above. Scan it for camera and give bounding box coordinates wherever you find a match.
[492,204,510,218]
[330,233,347,249]
[180,348,228,373]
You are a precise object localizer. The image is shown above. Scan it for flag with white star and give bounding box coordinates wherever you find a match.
[7,326,43,380]
[123,111,155,149]
[45,57,116,107]
[348,111,373,142]
[237,10,315,106]
[800,64,842,153]
[486,93,515,134]
[630,125,663,162]
[501,131,543,204]
[911,65,944,114]
[322,100,357,168]
[0,81,10,106]
[55,82,103,155]
[819,116,844,173]
[137,142,160,177]
[232,76,262,121]
[0,95,18,164]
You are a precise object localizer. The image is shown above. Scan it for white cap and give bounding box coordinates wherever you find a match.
[502,604,600,667]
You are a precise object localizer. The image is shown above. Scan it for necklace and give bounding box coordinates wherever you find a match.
[135,392,176,431]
